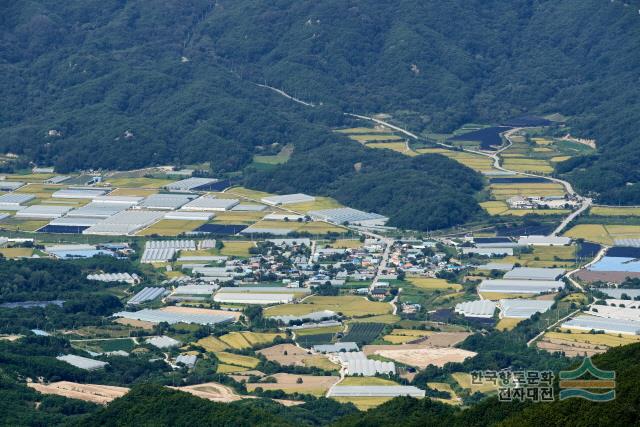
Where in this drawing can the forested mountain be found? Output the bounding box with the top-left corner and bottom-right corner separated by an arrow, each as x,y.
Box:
3,0 -> 640,220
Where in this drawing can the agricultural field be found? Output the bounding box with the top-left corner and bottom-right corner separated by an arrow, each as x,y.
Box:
105,177 -> 174,188
284,197 -> 344,213
336,127 -> 391,134
325,239 -> 363,249
564,224 -> 640,245
349,134 -> 403,143
495,318 -> 524,331
0,218 -> 49,232
245,373 -> 339,396
590,206 -> 640,216
253,144 -> 293,166
219,241 -> 256,257
501,245 -> 577,268
0,247 -> 34,258
365,142 -> 415,156
72,338 -> 135,353
451,372 -> 499,394
415,148 -> 495,172
338,377 -> 399,386
479,292 -> 534,301
214,352 -> 260,369
196,336 -> 230,352
502,158 -> 553,174
382,329 -> 431,344
426,382 -> 460,405
342,323 -> 386,344
257,344 -> 340,371
406,277 -> 462,291
372,347 -> 476,369
264,296 -> 392,318
489,183 -> 565,200
215,331 -> 284,349
331,397 -> 394,410
536,329 -> 640,357
348,314 -> 400,324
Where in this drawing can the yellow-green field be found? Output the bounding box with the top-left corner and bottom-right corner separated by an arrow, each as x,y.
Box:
452,372 -> 499,393
0,218 -> 49,232
479,292 -> 534,301
332,397 -> 393,410
212,211 -> 268,224
347,314 -> 401,324
264,296 -> 392,318
106,177 -> 174,188
294,326 -> 343,336
382,329 -> 432,344
15,184 -> 60,199
427,382 -> 460,405
480,201 -> 509,215
0,247 -> 34,258
548,330 -> 640,347
219,241 -> 256,257
326,239 -> 363,249
336,127 -> 391,134
208,331 -> 285,350
108,188 -> 159,197
137,220 -> 205,236
591,206 -> 640,216
339,377 -> 398,386
214,352 -> 260,368
489,183 -> 565,200
349,134 -> 403,143
406,277 -> 462,291
501,245 -> 576,268
496,318 -> 524,331
416,148 -> 495,172
196,336 -> 230,352
285,197 -> 344,213
366,142 -> 416,156
216,363 -> 250,373
564,224 -> 640,245
480,200 -> 568,216
225,187 -> 273,200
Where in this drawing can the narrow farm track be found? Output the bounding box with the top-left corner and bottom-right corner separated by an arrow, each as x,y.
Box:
348,115 -> 592,237
256,84 -> 592,237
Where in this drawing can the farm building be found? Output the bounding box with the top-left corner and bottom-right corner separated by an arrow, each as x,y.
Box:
86,272 -> 139,284
308,207 -> 389,226
498,299 -> 554,319
15,205 -> 72,219
164,211 -> 214,221
454,300 -> 497,318
313,342 -> 359,353
83,210 -> 165,235
180,196 -> 239,211
172,285 -> 218,295
261,193 -> 315,206
327,386 -> 425,398
562,315 -> 640,335
0,193 -> 35,209
165,177 -> 218,192
478,279 -> 563,294
141,240 -> 196,263
0,181 -> 24,191
146,335 -> 181,349
127,287 -> 167,305
213,292 -> 294,304
92,195 -> 143,205
56,355 -> 108,371
586,305 -> 640,322
477,262 -> 514,271
503,267 -> 565,281
52,188 -> 108,199
338,352 -> 395,376
113,308 -> 235,326
231,204 -> 267,212
517,235 -> 571,246
139,194 -> 195,210
67,202 -> 130,218
270,310 -> 337,324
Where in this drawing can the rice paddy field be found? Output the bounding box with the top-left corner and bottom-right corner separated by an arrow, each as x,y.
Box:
590,206 -> 640,216
501,245 -> 576,268
219,241 -> 256,257
451,372 -> 499,393
0,247 -> 34,258
382,329 -> 431,344
564,224 -> 640,245
489,183 -> 565,200
366,142 -> 415,156
479,201 -> 568,216
415,148 -> 495,172
336,127 -> 391,134
502,158 -> 553,174
264,295 -> 392,318
406,277 -> 462,291
349,134 -> 403,143
332,397 -> 394,410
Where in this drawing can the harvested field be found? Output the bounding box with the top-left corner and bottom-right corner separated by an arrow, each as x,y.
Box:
373,347 -> 476,369
574,270 -> 640,284
216,363 -> 250,373
196,336 -> 230,352
28,382 -> 129,405
257,344 -> 339,371
175,382 -> 302,406
381,330 -> 470,346
245,373 -> 340,396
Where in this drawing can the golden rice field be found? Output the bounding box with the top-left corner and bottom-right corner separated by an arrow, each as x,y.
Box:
416,148 -> 495,172
216,363 -> 249,373
212,211 -> 269,224
196,336 -> 230,352
490,183 -> 565,200
531,137 -> 554,145
590,206 -> 640,216
480,201 -> 509,215
550,156 -> 571,162
285,196 -> 344,213
406,277 -> 462,291
451,372 -> 499,393
563,224 -> 640,245
496,318 -> 524,331
550,330 -> 640,347
332,397 -> 393,410
501,158 -> 553,174
214,352 -> 260,368
479,292 -> 534,301
202,331 -> 285,350
366,142 -> 416,156
480,201 -> 568,216
264,295 -> 391,318
0,247 -> 34,258
327,239 -> 363,249
348,314 -> 401,324
349,134 -> 403,143
219,241 -> 256,257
